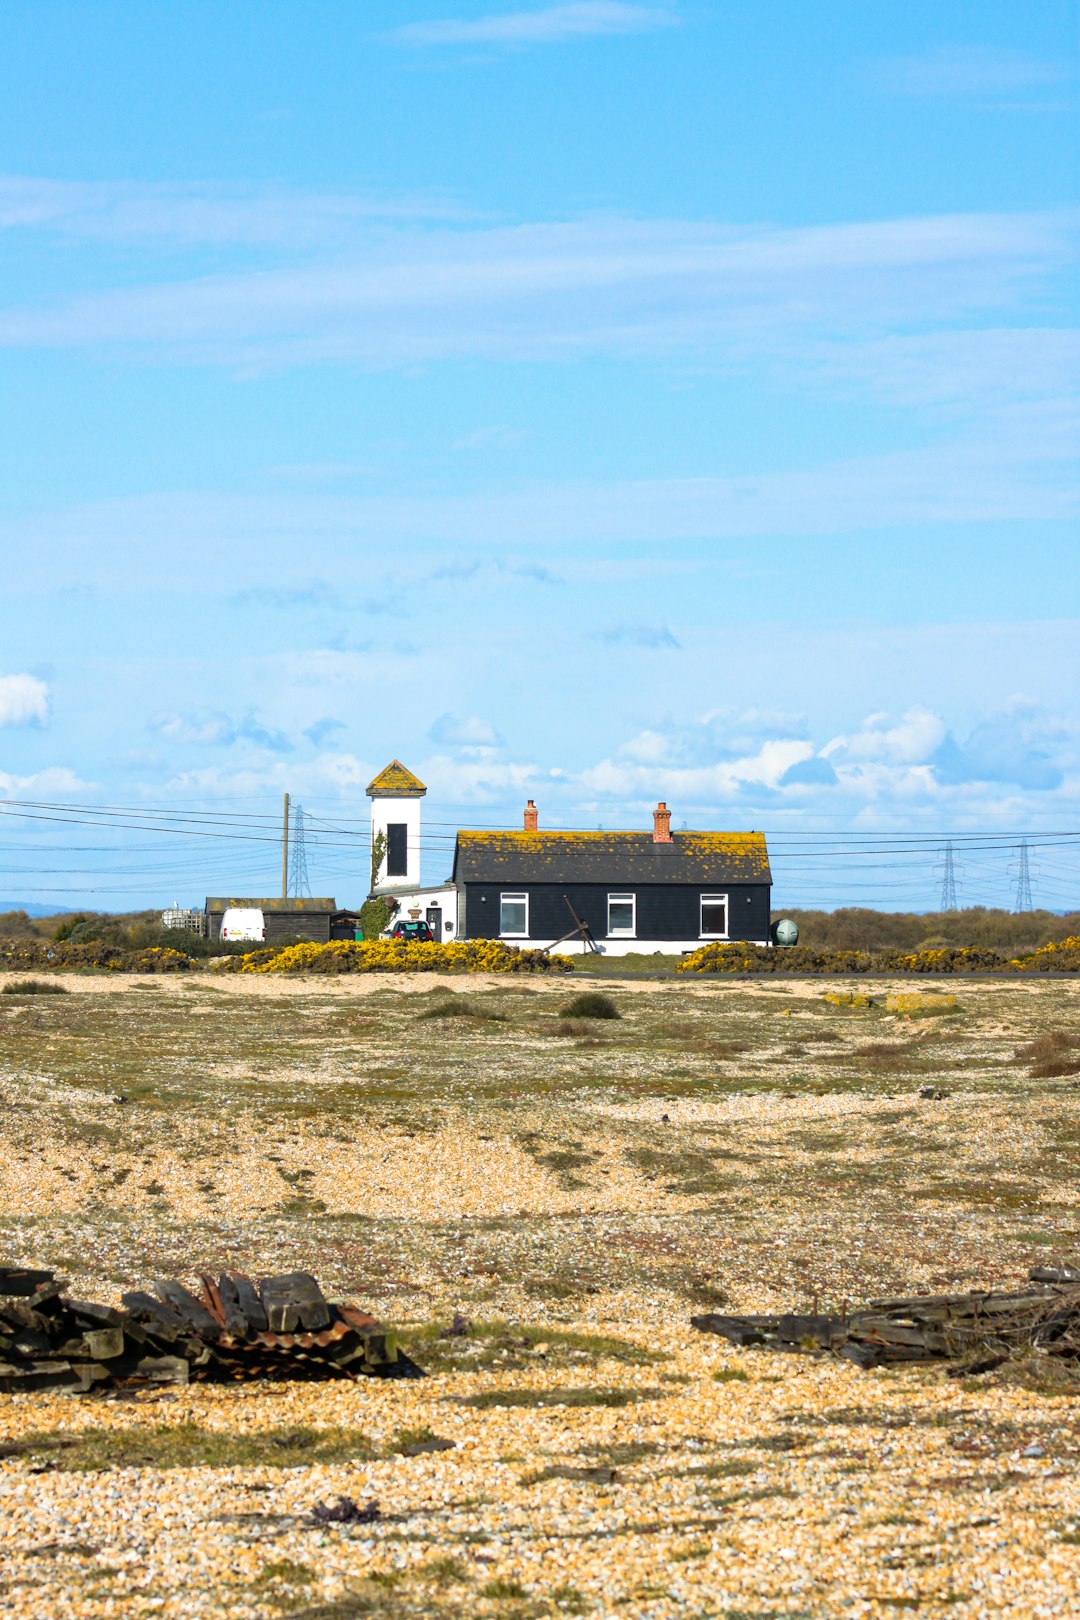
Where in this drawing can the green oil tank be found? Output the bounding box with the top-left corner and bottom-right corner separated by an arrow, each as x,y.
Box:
772,918 -> 799,947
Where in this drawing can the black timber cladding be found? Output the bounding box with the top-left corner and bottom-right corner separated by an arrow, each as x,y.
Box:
461,882 -> 771,944
452,831 -> 771,943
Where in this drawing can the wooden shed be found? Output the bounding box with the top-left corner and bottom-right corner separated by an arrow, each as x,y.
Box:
204,897 -> 338,944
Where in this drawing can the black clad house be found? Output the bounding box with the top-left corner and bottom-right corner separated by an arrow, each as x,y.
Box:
451,802 -> 771,954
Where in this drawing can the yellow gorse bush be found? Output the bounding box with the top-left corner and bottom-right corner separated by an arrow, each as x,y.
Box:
230,939 -> 573,975
885,992 -> 958,1014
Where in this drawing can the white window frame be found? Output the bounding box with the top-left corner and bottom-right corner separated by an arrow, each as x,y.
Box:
499,892 -> 529,938
607,892 -> 637,937
699,893 -> 729,939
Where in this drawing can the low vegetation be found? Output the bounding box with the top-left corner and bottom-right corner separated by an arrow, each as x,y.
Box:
559,990 -> 621,1020
679,936 -> 1080,975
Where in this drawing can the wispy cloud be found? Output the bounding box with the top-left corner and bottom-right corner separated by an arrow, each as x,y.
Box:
148,708 -> 293,752
428,712 -> 504,748
303,717 -> 347,747
7,417 -> 1078,597
875,44 -> 1074,100
0,209 -> 1069,374
386,2 -> 676,50
232,581 -> 340,609
595,620 -> 680,649
0,176 -> 467,245
0,674 -> 49,728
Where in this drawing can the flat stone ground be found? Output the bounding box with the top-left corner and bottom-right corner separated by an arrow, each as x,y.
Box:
0,969 -> 1078,1619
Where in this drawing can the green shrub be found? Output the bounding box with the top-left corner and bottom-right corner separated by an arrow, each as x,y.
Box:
359,896 -> 395,941
559,991 -> 620,1020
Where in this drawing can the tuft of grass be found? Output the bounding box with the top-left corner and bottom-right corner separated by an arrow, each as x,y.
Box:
416,998 -> 505,1022
2,977 -> 68,995
552,1586 -> 591,1614
407,1319 -> 662,1374
421,1557 -> 469,1586
712,1366 -> 749,1383
1016,1029 -> 1080,1078
480,1579 -> 528,1599
457,1385 -> 663,1410
254,1560 -> 314,1589
559,991 -> 620,1021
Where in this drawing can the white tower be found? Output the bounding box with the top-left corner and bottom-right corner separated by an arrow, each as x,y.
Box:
366,760 -> 426,893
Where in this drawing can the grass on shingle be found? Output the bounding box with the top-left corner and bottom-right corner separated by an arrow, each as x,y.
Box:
455,1385 -> 665,1410
2,1424 -> 381,1472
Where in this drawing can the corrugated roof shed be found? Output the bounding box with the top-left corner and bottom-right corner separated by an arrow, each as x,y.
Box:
204,897 -> 337,914
452,831 -> 771,886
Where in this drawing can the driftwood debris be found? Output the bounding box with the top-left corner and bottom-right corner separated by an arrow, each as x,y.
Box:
692,1267 -> 1080,1372
0,1266 -> 422,1394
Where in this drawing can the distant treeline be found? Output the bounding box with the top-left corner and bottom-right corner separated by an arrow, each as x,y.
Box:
780,907 -> 1080,955
0,908 -> 303,959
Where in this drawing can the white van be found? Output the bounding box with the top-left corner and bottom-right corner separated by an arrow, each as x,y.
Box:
219,907 -> 265,943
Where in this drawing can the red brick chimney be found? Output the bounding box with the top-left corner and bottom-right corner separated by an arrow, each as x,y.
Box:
523,799 -> 538,832
652,801 -> 672,842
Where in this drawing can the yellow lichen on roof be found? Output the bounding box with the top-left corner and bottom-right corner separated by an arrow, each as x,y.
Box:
457,830 -> 767,851
678,832 -> 771,872
366,760 -> 427,797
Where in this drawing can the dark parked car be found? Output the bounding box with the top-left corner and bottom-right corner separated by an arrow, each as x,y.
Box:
390,919 -> 435,944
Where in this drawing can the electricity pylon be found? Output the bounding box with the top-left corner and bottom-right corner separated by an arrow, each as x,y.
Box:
288,802 -> 312,898
1013,840 -> 1033,912
936,841 -> 959,911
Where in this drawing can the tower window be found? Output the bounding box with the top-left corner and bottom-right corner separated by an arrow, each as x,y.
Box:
386,823 -> 408,877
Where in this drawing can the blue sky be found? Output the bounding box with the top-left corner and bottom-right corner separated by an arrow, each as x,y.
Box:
1,1 -> 1078,910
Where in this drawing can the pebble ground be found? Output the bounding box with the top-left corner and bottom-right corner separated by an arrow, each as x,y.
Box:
1,970 -> 1078,1618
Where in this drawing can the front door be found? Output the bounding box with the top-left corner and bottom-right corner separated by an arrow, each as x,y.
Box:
426,906 -> 442,941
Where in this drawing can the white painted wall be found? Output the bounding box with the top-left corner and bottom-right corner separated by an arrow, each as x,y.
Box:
370,794 -> 423,889
382,883 -> 459,938
542,936 -> 770,956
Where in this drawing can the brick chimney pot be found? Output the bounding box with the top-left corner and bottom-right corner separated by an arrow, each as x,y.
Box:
524,799 -> 539,833
653,801 -> 673,842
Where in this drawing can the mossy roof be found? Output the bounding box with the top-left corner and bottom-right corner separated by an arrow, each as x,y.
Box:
365,760 -> 427,797
452,830 -> 771,885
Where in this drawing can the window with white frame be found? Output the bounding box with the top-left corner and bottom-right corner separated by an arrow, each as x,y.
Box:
500,892 -> 528,937
699,893 -> 728,938
607,893 -> 636,936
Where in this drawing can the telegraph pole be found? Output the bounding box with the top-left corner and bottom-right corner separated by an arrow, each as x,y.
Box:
281,792 -> 290,899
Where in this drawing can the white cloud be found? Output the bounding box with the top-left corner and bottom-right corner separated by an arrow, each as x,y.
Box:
386,3 -> 676,49
0,673 -> 49,727
823,707 -> 948,766
579,737 -> 813,800
0,766 -> 89,798
875,45 -> 1073,99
